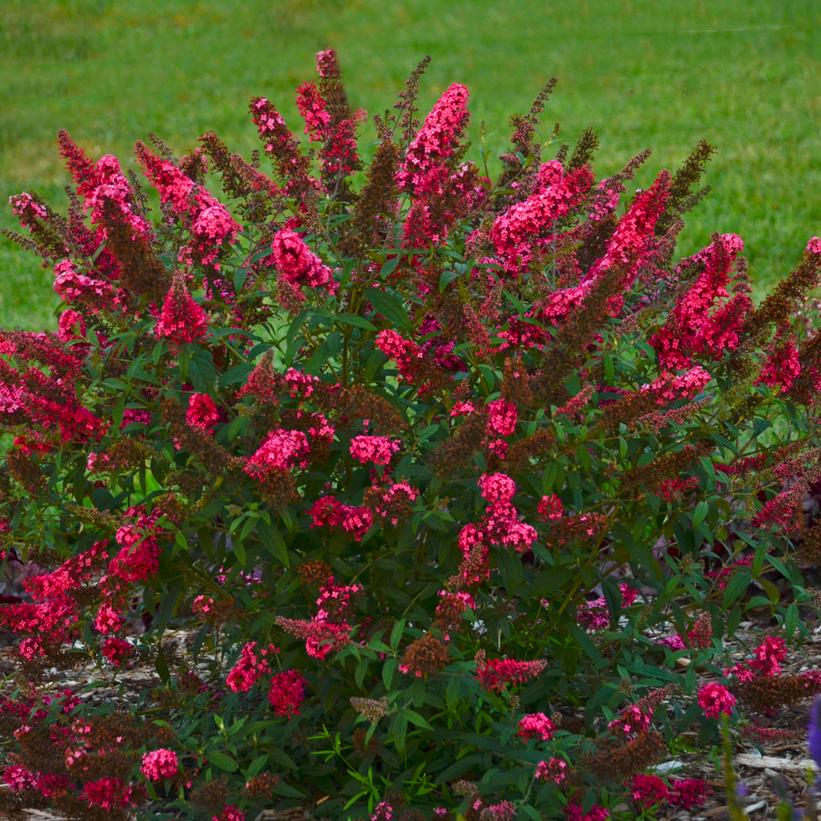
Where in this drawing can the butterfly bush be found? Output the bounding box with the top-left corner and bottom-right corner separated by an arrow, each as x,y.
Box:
0,51 -> 819,820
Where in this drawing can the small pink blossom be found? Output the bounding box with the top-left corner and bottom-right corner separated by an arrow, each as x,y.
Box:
534,757 -> 568,784
349,435 -> 400,466
245,429 -> 310,474
478,472 -> 517,504
140,748 -> 179,781
186,393 -> 221,432
517,712 -> 555,741
486,398 -> 517,436
537,493 -> 564,520
268,669 -> 307,717
155,276 -> 208,344
630,773 -> 669,808
270,228 -> 336,296
697,682 -> 735,718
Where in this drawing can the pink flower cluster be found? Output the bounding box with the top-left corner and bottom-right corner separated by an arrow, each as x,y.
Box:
296,82 -> 331,140
397,83 -> 470,193
367,480 -> 419,525
58,132 -> 152,246
276,577 -> 360,660
576,583 -> 638,631
304,51 -> 364,181
0,542 -> 112,660
276,616 -> 352,661
375,329 -> 424,382
537,493 -> 564,521
308,495 -> 374,542
213,806 -> 246,821
93,601 -> 123,634
460,474 -> 537,568
101,637 -> 133,667
478,472 -> 517,504
612,691 -> 671,739
0,334 -> 105,444
155,275 -> 209,344
630,774 -> 709,811
138,144 -> 240,268
186,392 -> 221,432
651,233 -> 751,369
140,748 -> 179,782
725,635 -> 788,682
630,773 -> 669,807
3,764 -> 71,798
491,162 -> 594,272
245,428 -> 311,475
226,642 -> 279,693
640,365 -> 711,405
107,509 -> 163,584
534,757 -> 568,784
81,776 -> 135,810
267,669 -> 307,717
270,228 -> 336,297
349,434 -> 400,466
564,801 -> 609,821
697,682 -> 736,718
476,657 -> 547,691
314,577 -> 362,623
517,712 -> 555,741
250,96 -> 314,197
455,474 -> 539,586
52,258 -> 117,308
757,330 -> 801,392
587,173 -> 669,281
486,397 -> 517,436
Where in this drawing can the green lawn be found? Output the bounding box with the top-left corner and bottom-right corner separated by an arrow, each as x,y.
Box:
1,0 -> 818,328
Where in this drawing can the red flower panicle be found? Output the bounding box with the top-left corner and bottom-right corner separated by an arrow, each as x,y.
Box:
270,228 -> 337,297
476,657 -> 547,691
140,749 -> 179,782
697,682 -> 736,718
186,393 -> 221,432
267,669 -> 307,717
155,275 -> 208,344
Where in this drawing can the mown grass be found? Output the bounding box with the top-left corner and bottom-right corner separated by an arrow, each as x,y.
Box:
1,0 -> 818,328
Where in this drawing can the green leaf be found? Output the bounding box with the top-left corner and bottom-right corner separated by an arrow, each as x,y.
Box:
220,362 -> 254,388
233,538 -> 247,568
152,580 -> 182,634
402,708 -> 433,730
154,649 -> 170,684
233,265 -> 249,292
337,313 -> 377,331
245,753 -> 269,779
365,287 -> 411,330
692,500 -> 709,529
273,781 -> 306,798
259,519 -> 289,567
435,753 -> 486,783
355,656 -> 368,690
723,570 -> 751,608
379,255 -> 401,279
382,657 -> 398,691
388,714 -> 408,754
784,603 -> 799,639
439,269 -> 460,292
390,618 -> 405,650
188,348 -> 217,392
206,750 -> 238,772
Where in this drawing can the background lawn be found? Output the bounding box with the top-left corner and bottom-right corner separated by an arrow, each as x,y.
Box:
1,0 -> 818,329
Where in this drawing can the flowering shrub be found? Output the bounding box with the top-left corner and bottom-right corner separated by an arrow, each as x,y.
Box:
1,50 -> 820,819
